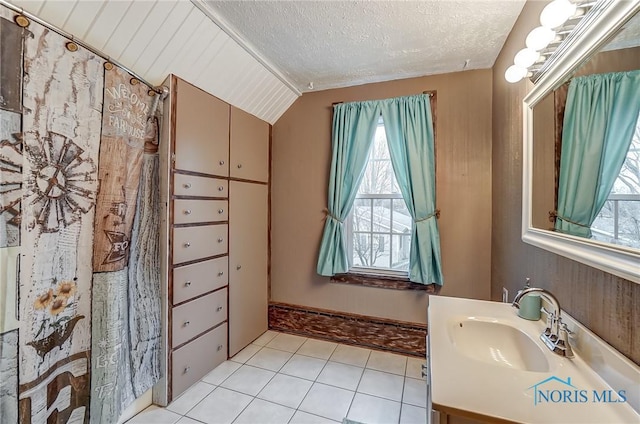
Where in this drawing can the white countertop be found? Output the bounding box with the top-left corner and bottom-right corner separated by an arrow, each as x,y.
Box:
428,296 -> 640,424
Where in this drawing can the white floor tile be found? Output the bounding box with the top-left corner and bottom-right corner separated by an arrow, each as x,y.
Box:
257,373 -> 313,409
406,357 -> 426,380
329,344 -> 371,368
357,369 -> 405,402
253,330 -> 280,346
399,403 -> 427,424
280,354 -> 327,381
246,347 -> 293,371
202,360 -> 241,385
176,417 -> 202,424
403,377 -> 427,407
347,393 -> 401,424
230,344 -> 262,364
298,383 -> 355,422
288,410 -> 340,424
266,333 -> 307,352
316,361 -> 364,391
366,350 -> 407,375
167,381 -> 216,415
296,338 -> 338,360
233,398 -> 295,424
186,387 -> 252,424
127,405 -> 182,424
219,364 -> 275,396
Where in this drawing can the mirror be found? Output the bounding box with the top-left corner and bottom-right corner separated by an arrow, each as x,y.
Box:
523,1 -> 640,284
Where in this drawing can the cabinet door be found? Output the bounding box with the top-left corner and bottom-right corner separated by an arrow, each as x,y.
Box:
174,78 -> 229,176
228,182 -> 268,356
230,107 -> 269,182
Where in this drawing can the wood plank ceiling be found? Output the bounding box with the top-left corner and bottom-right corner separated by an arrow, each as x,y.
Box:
8,0 -> 299,124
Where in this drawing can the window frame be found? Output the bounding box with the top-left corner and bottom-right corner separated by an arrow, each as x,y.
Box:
341,91 -> 438,280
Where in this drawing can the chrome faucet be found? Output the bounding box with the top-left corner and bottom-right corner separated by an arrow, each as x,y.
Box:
512,288 -> 574,359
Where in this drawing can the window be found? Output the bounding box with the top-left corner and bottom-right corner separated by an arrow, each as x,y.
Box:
345,118 -> 413,275
591,111 -> 640,249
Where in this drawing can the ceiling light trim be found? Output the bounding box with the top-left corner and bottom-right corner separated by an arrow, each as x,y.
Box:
191,0 -> 302,96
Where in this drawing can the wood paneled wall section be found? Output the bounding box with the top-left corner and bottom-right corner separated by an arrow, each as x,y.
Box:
271,70 -> 493,324
491,0 -> 639,365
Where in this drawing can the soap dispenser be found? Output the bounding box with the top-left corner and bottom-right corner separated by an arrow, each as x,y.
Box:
517,278 -> 541,320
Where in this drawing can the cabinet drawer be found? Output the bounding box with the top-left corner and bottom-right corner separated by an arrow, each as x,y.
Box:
174,200 -> 228,224
173,225 -> 227,264
173,257 -> 228,304
174,174 -> 227,197
172,289 -> 227,347
172,323 -> 227,398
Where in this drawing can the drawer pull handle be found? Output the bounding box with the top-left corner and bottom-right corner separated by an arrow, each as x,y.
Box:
216,306 -> 223,312
184,242 -> 191,248
184,321 -> 190,327
183,183 -> 191,189
236,265 -> 242,270
217,345 -> 223,352
219,160 -> 225,166
185,281 -> 192,287
217,271 -> 224,276
218,186 -> 224,191
183,209 -> 192,215
184,366 -> 191,374
218,209 -> 224,214
217,238 -> 224,243
237,164 -> 242,169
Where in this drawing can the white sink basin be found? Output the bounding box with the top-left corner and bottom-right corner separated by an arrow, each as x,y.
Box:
448,318 -> 550,372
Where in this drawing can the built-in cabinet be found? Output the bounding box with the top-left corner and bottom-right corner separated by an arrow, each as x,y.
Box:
155,75 -> 269,404
229,181 -> 268,356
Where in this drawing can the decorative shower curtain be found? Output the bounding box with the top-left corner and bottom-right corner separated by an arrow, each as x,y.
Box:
0,6 -> 163,423
555,70 -> 640,237
317,95 -> 443,285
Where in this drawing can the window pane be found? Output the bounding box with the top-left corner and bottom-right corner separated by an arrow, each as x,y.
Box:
392,199 -> 412,234
353,198 -> 371,231
372,234 -> 391,268
372,198 -> 391,232
617,200 -> 640,249
591,200 -> 614,239
392,234 -> 411,270
352,233 -> 371,267
372,125 -> 389,160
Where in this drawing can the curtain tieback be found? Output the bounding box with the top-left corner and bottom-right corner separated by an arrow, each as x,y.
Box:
322,208 -> 343,223
549,211 -> 589,228
415,209 -> 440,223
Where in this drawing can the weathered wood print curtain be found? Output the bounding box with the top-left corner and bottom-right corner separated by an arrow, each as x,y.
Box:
0,6 -> 162,424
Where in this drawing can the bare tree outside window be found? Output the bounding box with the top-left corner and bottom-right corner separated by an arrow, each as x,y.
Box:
348,121 -> 412,272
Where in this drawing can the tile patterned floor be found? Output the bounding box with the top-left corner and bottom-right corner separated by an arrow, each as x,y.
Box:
129,331 -> 428,424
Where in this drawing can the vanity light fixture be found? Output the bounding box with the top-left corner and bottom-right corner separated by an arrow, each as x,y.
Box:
505,65 -> 530,83
540,0 -> 578,29
505,0 -> 590,83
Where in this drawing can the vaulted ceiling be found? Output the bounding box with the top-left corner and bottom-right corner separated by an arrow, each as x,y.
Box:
6,0 -> 528,123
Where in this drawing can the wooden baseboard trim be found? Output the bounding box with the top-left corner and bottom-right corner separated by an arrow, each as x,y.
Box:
268,302 -> 426,357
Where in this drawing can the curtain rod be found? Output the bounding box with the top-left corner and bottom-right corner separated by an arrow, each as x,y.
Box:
0,0 -> 164,94
331,91 -> 435,106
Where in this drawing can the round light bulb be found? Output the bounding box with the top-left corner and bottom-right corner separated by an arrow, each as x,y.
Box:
514,48 -> 540,68
505,65 -> 528,83
540,0 -> 577,29
526,26 -> 556,51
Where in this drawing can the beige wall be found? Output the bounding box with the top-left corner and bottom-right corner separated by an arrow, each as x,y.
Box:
271,70 -> 493,324
492,0 -> 639,365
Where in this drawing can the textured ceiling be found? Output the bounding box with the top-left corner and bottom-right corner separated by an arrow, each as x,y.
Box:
203,0 -> 527,92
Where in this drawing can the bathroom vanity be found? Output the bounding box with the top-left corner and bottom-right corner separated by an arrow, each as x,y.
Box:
426,296 -> 640,423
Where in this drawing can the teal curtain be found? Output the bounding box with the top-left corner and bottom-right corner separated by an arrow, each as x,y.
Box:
556,70 -> 640,237
317,101 -> 380,275
381,94 -> 443,285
